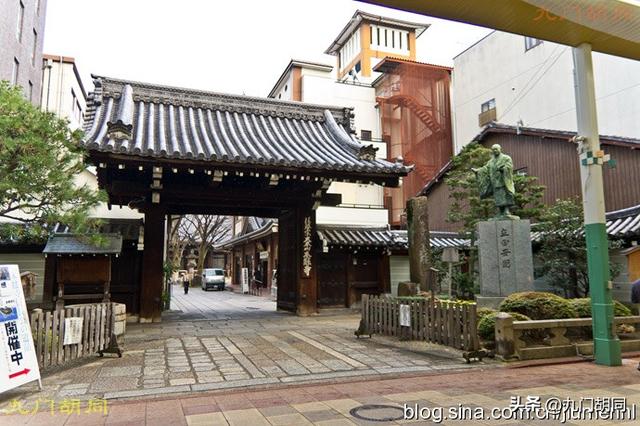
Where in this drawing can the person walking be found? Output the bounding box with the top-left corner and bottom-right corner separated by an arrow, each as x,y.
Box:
183,275 -> 190,295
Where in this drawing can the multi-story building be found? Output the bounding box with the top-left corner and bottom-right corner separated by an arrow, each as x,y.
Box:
452,31 -> 640,152
0,0 -> 47,105
223,10 -> 460,304
41,54 -> 86,129
0,52 -> 143,310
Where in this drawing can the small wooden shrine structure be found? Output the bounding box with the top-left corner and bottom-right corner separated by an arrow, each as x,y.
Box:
43,233 -> 123,309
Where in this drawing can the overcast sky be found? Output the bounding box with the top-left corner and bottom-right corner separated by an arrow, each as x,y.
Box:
43,0 -> 492,97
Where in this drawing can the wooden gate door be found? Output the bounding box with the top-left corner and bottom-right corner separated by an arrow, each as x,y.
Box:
318,252 -> 347,307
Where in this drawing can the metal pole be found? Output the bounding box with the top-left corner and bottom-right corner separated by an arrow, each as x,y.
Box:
572,43 -> 621,366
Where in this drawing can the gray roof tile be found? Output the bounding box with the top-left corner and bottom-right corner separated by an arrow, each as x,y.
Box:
81,76 -> 411,177
43,233 -> 123,254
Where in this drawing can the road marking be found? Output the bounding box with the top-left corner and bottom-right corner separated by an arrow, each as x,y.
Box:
287,331 -> 365,368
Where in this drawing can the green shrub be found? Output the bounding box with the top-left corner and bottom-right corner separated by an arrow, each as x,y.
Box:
499,292 -> 576,320
477,307 -> 497,320
478,312 -> 531,341
569,298 -> 633,318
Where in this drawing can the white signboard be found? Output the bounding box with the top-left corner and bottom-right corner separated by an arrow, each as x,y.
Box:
0,265 -> 41,394
63,317 -> 84,345
241,267 -> 249,294
399,304 -> 411,327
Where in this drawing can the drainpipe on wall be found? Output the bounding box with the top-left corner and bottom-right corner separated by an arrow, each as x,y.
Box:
57,56 -> 64,116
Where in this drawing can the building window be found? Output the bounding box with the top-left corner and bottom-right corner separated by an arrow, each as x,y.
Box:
360,130 -> 372,141
11,58 -> 19,85
479,98 -> 497,126
28,80 -> 33,101
481,98 -> 496,113
284,84 -> 288,92
355,61 -> 361,73
524,37 -> 543,51
16,1 -> 25,41
384,29 -> 388,47
31,29 -> 37,65
391,30 -> 395,48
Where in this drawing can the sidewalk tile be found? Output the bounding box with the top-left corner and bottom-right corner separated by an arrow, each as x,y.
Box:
186,412 -> 228,426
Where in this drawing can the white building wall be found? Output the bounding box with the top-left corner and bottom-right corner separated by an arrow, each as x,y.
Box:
41,59 -> 85,129
315,206 -> 387,227
272,72 -> 294,101
389,255 -> 410,296
301,73 -> 387,226
76,169 -> 143,220
452,31 -> 640,152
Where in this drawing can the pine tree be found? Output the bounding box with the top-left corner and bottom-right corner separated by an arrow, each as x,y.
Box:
0,81 -> 104,242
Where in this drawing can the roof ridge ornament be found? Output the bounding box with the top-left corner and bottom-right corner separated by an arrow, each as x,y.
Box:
107,84 -> 134,140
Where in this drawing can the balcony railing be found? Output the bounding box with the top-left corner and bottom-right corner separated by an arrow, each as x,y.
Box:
478,107 -> 497,127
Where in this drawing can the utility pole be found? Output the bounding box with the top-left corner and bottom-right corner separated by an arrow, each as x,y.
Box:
572,43 -> 621,366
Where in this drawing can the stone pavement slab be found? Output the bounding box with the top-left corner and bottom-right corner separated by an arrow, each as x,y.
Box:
2,357 -> 640,424
1,288 -> 485,413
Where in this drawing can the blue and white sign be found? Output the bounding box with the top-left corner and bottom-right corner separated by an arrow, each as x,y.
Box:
0,265 -> 42,394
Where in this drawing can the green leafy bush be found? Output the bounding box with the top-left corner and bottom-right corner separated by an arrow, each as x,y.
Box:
477,307 -> 497,320
478,312 -> 531,341
569,298 -> 633,318
499,292 -> 576,320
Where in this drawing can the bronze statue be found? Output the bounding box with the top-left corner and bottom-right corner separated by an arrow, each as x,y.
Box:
472,144 -> 518,219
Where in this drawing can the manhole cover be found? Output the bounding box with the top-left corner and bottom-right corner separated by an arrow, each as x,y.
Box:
349,404 -> 405,422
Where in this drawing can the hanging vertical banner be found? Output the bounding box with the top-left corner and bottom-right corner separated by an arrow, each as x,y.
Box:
0,265 -> 41,394
241,267 -> 249,294
302,216 -> 312,277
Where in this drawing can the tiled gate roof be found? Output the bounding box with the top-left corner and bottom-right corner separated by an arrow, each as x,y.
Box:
81,76 -> 411,177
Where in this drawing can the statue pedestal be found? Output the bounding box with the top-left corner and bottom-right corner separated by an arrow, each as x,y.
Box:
475,219 -> 534,308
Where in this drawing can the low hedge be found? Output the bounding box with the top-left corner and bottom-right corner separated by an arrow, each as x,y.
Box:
478,311 -> 531,341
499,292 -> 577,320
569,298 -> 633,318
477,307 -> 497,320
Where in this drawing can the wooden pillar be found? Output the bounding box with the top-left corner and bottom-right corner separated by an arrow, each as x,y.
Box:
296,204 -> 317,316
43,254 -> 56,310
379,252 -> 391,293
140,206 -> 165,323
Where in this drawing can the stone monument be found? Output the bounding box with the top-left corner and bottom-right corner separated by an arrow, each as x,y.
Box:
406,196 -> 431,292
473,144 -> 534,308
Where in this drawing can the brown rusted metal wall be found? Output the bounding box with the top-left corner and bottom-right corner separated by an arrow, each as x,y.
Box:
426,132 -> 640,232
377,63 -> 453,226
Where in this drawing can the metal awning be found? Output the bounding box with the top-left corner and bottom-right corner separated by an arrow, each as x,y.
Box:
361,0 -> 640,61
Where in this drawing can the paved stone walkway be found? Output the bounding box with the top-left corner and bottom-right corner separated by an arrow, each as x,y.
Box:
2,356 -> 640,425
0,288 -> 486,412
167,284 -> 277,321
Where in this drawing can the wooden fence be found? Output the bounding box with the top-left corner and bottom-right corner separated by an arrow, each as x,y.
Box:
361,294 -> 479,351
29,303 -> 116,370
